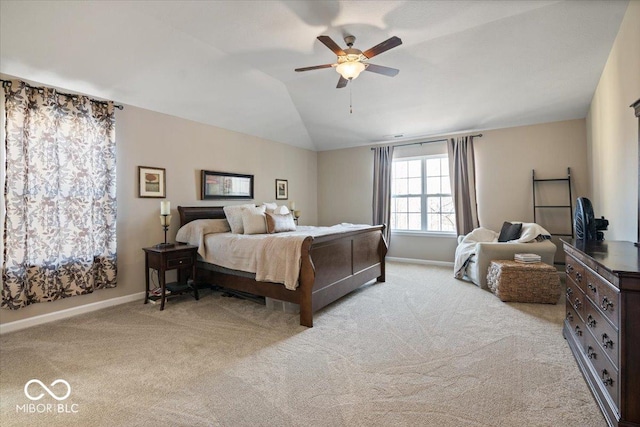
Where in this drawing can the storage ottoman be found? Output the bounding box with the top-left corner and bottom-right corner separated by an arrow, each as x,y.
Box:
486,260 -> 560,304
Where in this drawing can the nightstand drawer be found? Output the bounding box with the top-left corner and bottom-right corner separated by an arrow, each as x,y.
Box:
167,256 -> 193,268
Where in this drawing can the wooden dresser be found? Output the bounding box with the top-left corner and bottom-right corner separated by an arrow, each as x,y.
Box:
562,239 -> 640,427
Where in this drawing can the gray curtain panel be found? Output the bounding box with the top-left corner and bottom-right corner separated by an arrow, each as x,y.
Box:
447,136 -> 479,235
372,145 -> 394,243
2,80 -> 117,310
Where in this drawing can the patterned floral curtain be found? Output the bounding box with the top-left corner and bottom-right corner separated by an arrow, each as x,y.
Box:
2,80 -> 117,309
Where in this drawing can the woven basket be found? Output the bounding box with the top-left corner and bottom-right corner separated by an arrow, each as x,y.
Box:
487,260 -> 560,304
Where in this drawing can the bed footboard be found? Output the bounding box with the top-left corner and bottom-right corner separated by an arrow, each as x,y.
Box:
298,225 -> 388,327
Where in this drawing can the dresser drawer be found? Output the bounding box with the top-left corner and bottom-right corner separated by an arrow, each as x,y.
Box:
565,255 -> 586,292
583,328 -> 620,409
565,279 -> 585,321
588,273 -> 619,326
566,304 -> 586,348
584,299 -> 619,366
565,304 -> 582,339
583,270 -> 600,305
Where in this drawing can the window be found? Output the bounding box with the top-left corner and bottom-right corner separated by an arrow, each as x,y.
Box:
391,155 -> 455,233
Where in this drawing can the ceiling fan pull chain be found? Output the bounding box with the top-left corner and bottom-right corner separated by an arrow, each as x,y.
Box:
350,86 -> 353,114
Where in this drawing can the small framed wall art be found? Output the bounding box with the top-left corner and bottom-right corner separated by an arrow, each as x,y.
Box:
275,179 -> 288,200
201,170 -> 254,200
138,166 -> 166,198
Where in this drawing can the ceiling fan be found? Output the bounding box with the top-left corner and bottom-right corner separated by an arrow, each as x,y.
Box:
295,35 -> 402,88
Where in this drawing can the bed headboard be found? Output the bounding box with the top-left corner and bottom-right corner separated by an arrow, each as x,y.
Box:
178,206 -> 226,226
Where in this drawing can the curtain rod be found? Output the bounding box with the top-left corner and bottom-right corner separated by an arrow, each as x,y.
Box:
1,79 -> 124,110
371,134 -> 483,150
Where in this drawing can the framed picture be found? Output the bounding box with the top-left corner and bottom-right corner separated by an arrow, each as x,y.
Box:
138,166 -> 166,198
275,179 -> 288,200
201,170 -> 254,200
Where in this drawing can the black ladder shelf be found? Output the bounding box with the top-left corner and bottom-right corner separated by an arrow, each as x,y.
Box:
532,167 -> 574,238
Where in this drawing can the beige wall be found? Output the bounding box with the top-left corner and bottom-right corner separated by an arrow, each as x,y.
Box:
586,1 -> 640,242
0,103 -> 317,325
317,146 -> 374,226
318,119 -> 588,263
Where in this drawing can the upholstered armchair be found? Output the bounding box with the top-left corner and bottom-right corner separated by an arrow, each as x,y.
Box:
454,223 -> 557,289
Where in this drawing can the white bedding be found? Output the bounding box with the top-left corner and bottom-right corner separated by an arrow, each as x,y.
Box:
190,224 -> 372,291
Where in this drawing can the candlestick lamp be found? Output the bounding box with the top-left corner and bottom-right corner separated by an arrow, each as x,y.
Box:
157,201 -> 175,248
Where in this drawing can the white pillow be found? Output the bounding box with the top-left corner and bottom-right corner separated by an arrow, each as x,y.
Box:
242,205 -> 267,235
176,219 -> 230,245
262,202 -> 278,213
223,203 -> 255,234
275,205 -> 290,215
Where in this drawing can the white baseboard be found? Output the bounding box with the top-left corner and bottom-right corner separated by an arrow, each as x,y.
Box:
0,292 -> 145,335
387,257 -> 454,267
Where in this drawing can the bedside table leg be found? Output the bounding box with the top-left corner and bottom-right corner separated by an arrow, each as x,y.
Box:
192,262 -> 199,301
144,256 -> 150,304
160,270 -> 166,311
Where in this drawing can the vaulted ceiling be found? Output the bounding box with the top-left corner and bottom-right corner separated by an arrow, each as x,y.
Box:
0,1 -> 628,151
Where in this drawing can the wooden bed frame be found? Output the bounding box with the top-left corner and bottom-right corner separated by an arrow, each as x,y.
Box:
178,206 -> 388,327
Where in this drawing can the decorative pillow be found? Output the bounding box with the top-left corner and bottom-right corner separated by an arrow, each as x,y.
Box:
265,212 -> 296,233
242,205 -> 267,235
498,221 -> 523,242
223,203 -> 255,234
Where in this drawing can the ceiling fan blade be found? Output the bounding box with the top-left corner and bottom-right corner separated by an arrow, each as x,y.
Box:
295,63 -> 334,72
317,35 -> 346,56
362,36 -> 402,59
364,63 -> 400,77
336,76 -> 349,89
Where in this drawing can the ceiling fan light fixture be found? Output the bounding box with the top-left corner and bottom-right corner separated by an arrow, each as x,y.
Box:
336,61 -> 365,80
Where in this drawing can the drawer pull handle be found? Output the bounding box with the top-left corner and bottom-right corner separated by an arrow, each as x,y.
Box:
587,346 -> 597,360
566,264 -> 574,273
566,312 -> 573,322
573,298 -> 581,310
601,296 -> 614,311
601,370 -> 614,387
575,325 -> 582,336
566,288 -> 573,297
587,283 -> 596,293
575,272 -> 582,283
586,315 -> 597,328
602,333 -> 614,349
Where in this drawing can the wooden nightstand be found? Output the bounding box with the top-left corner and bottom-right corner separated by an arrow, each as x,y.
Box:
142,244 -> 199,310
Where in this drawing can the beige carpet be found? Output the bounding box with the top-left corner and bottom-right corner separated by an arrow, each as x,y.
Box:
0,262 -> 606,426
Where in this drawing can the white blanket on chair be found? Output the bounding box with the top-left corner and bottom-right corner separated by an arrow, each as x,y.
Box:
453,223 -> 552,279
453,227 -> 498,279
